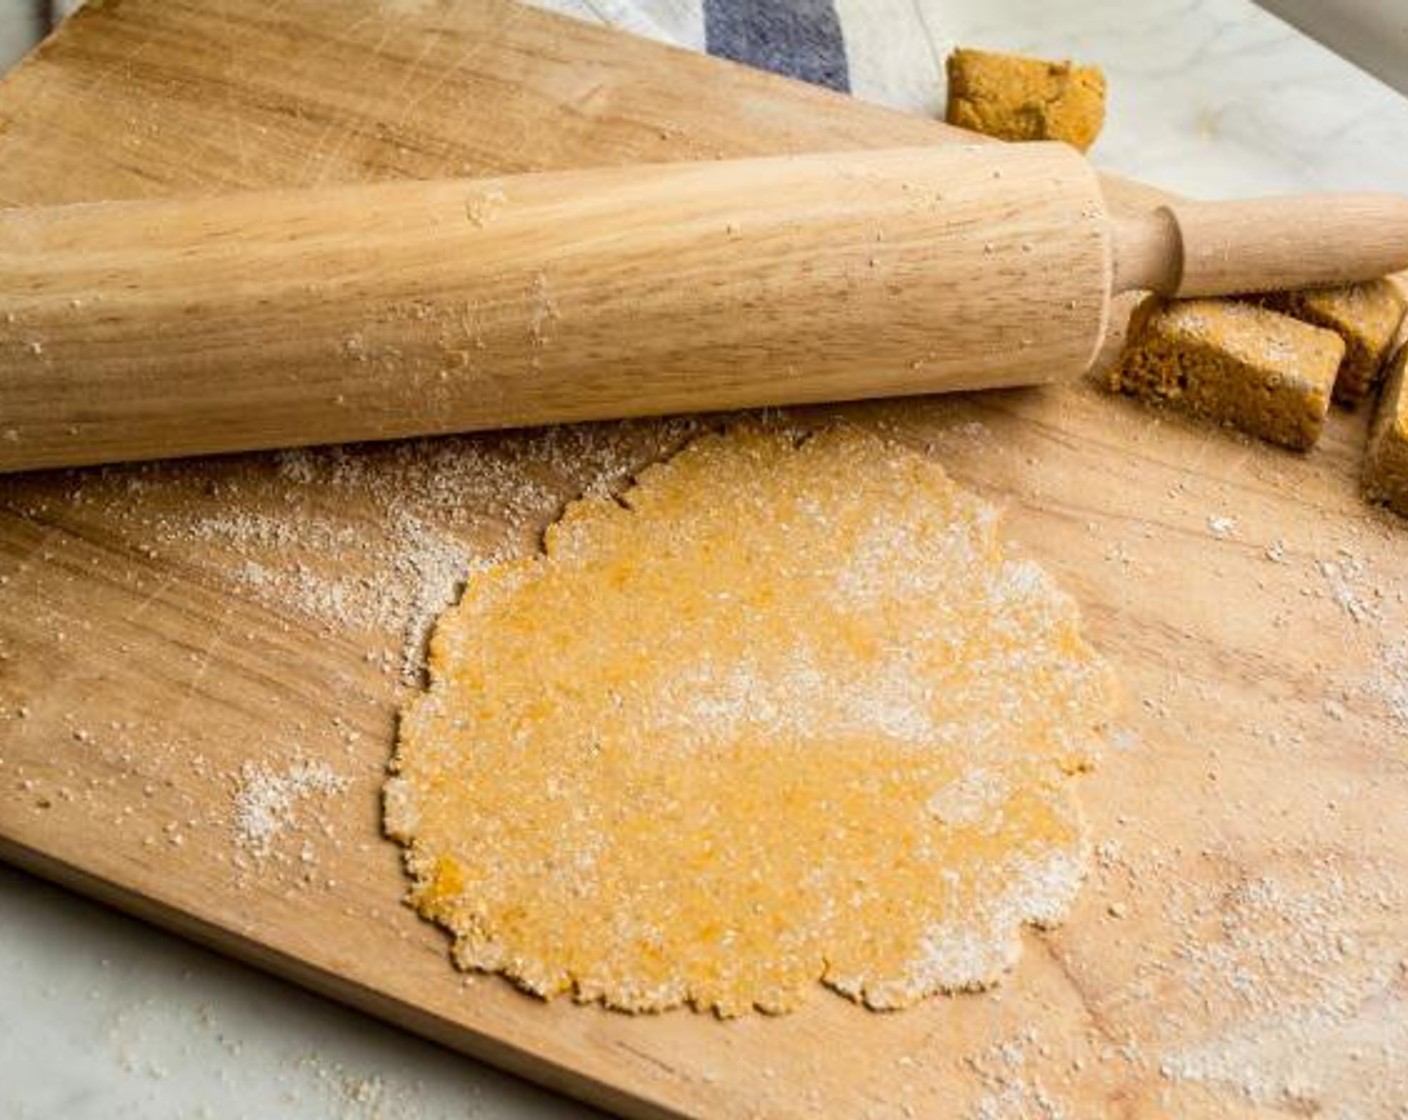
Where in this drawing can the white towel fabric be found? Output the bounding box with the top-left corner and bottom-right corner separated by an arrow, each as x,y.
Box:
535,0 -> 952,116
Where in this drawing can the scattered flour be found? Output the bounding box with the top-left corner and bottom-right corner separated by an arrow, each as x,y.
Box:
233,758 -> 349,858
964,1029 -> 1070,1120
1317,553 -> 1379,624
1368,641 -> 1408,734
1156,859 -> 1408,1117
112,419 -> 704,682
1206,514 -> 1236,539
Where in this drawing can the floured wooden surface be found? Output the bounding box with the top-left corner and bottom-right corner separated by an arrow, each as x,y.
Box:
1,2 -> 1407,1117
388,425 -> 1114,1015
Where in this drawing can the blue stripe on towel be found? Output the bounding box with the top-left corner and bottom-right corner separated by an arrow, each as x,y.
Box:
704,0 -> 850,93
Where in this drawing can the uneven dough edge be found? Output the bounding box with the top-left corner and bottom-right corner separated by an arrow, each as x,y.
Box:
385,422 -> 1116,1016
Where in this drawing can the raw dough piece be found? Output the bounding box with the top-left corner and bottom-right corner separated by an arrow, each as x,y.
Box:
946,47 -> 1106,152
386,425 -> 1115,1015
1109,296 -> 1343,451
1250,281 -> 1406,403
1365,344 -> 1408,516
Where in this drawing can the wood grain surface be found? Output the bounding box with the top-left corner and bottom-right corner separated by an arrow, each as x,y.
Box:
2,3 -> 1407,1117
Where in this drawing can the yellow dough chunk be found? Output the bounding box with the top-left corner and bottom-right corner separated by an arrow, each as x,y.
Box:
946,47 -> 1106,151
1365,345 -> 1408,517
1252,281 -> 1407,403
1109,296 -> 1343,451
385,425 -> 1115,1016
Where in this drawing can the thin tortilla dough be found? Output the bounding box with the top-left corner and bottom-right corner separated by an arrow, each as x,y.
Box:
385,424 -> 1114,1015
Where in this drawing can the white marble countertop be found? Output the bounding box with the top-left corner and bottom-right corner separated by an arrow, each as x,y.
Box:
3,2 -> 1408,1117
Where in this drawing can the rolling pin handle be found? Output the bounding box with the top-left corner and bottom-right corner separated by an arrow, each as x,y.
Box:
1111,193 -> 1408,298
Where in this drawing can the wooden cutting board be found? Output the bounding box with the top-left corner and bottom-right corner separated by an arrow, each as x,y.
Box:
3,3 -> 1407,1117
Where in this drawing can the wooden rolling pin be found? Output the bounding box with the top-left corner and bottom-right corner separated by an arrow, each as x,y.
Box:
2,141 -> 1406,472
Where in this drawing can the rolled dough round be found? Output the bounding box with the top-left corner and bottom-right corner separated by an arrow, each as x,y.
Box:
385,424 -> 1114,1015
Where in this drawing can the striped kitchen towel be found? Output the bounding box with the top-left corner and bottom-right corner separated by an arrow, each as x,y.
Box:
532,0 -> 954,117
